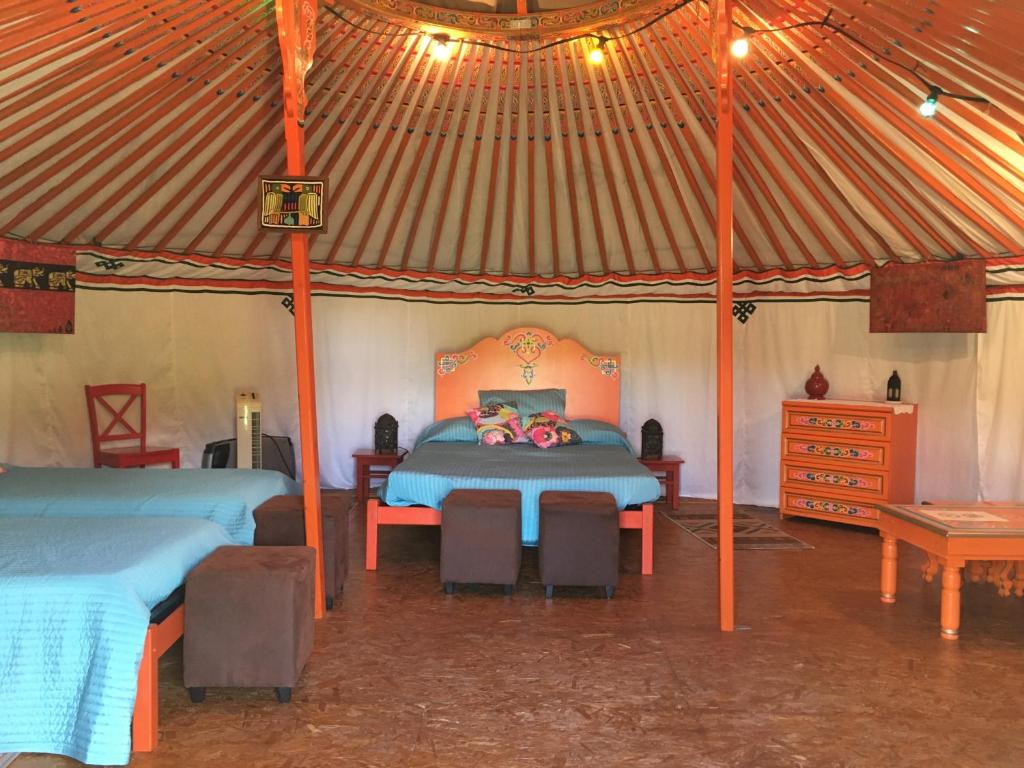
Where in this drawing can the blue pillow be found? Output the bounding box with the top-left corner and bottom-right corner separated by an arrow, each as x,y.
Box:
416,417 -> 477,447
479,388 -> 566,418
571,419 -> 634,453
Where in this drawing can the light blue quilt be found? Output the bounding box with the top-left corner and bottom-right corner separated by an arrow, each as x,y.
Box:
0,466 -> 299,544
381,437 -> 661,545
0,516 -> 234,765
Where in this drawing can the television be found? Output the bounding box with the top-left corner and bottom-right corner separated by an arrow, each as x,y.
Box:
201,434 -> 296,479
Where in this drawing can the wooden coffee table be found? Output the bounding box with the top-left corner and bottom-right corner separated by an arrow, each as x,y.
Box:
877,503 -> 1024,640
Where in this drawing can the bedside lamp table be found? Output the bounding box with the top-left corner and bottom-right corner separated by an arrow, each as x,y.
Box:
352,449 -> 407,503
639,455 -> 684,510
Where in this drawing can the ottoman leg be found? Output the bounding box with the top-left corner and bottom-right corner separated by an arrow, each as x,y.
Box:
605,586 -> 615,600
326,596 -> 334,611
544,585 -> 554,599
504,584 -> 514,596
188,687 -> 206,703
444,582 -> 455,595
276,687 -> 292,704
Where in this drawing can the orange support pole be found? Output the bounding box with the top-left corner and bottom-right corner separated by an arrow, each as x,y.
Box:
714,0 -> 736,632
276,0 -> 325,619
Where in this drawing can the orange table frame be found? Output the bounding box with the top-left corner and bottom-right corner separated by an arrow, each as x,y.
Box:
131,603 -> 185,752
366,499 -> 655,576
878,504 -> 1024,640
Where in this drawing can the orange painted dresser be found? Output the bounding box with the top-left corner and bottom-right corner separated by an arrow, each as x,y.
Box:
779,399 -> 918,529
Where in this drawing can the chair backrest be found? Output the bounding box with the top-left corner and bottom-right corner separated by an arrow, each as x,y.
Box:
84,383 -> 148,465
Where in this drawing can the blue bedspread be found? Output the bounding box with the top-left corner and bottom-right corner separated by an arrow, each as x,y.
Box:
0,516 -> 234,765
0,466 -> 299,544
380,442 -> 661,545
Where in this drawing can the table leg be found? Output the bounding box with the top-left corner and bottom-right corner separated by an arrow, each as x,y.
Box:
355,463 -> 368,504
880,534 -> 898,604
940,564 -> 962,640
669,469 -> 679,511
992,560 -> 1014,597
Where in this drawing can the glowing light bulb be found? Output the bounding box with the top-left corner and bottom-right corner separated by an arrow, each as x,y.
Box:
919,88 -> 940,118
589,37 -> 607,65
431,34 -> 452,60
730,36 -> 749,58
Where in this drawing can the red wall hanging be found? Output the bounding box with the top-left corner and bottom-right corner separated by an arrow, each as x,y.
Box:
870,260 -> 986,333
0,241 -> 75,334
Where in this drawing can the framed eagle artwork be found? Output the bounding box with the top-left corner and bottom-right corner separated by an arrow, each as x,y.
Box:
258,177 -> 327,232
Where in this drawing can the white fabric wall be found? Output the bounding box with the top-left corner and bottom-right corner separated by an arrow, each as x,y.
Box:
1,290 -> 1020,505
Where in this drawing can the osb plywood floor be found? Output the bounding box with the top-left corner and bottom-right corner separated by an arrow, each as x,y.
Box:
15,495 -> 1024,768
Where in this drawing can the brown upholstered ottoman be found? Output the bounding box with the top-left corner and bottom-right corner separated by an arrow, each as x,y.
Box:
254,493 -> 348,609
441,489 -> 522,594
539,491 -> 619,599
184,545 -> 314,703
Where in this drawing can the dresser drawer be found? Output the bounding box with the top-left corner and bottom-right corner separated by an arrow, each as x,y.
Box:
781,461 -> 889,499
783,405 -> 891,440
782,435 -> 889,468
781,488 -> 880,521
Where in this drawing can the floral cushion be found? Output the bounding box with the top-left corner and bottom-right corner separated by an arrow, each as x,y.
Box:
523,411 -> 582,449
467,403 -> 525,446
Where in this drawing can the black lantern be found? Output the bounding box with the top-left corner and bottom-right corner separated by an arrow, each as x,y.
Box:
641,419 -> 663,460
886,370 -> 902,402
374,413 -> 398,454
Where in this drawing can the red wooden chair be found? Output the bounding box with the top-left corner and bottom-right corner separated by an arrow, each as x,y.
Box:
84,383 -> 181,469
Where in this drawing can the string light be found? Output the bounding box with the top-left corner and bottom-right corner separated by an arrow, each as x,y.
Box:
728,9 -> 989,119
321,3 -> 991,118
730,24 -> 753,58
729,35 -> 749,58
430,33 -> 452,60
918,86 -> 940,118
322,1 -> 696,55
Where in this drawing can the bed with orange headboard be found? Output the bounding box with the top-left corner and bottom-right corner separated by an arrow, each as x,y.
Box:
365,327 -> 658,575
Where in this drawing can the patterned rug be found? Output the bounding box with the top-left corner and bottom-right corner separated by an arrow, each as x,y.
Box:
660,506 -> 813,551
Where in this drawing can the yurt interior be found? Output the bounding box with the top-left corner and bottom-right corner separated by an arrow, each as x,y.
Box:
1,0 -> 1023,765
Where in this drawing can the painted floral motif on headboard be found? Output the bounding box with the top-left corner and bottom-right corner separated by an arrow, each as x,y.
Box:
503,330 -> 555,385
582,355 -> 620,379
437,351 -> 477,376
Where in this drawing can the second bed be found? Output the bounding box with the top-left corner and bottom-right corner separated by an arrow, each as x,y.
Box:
365,327 -> 662,574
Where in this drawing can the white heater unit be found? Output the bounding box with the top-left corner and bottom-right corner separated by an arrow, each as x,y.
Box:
236,392 -> 262,470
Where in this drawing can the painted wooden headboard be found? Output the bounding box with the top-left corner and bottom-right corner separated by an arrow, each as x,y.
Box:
435,327 -> 621,424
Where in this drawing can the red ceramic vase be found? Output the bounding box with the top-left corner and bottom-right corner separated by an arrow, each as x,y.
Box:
805,365 -> 829,400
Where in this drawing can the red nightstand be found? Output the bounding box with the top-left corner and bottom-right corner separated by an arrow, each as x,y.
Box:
639,455 -> 684,510
353,449 -> 407,503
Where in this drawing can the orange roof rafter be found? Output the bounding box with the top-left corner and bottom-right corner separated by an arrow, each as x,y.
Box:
1,0 -> 1022,279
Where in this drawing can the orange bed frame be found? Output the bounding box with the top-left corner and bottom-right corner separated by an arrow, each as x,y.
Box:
365,327 -> 655,575
131,603 -> 184,752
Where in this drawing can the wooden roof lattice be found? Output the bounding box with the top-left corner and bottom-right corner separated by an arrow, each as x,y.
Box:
0,0 -> 1022,279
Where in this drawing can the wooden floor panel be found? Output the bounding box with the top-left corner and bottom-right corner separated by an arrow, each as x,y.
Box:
15,495 -> 1024,767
